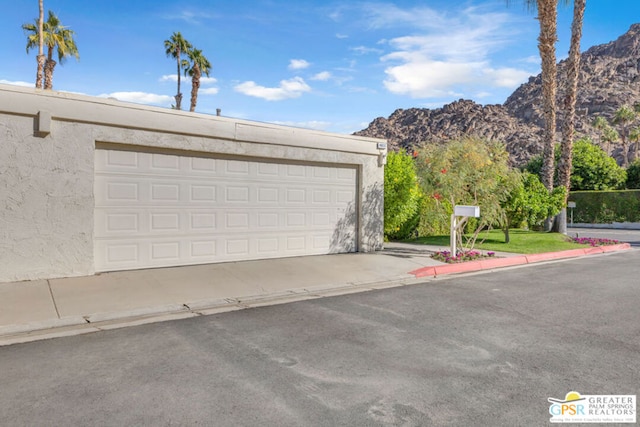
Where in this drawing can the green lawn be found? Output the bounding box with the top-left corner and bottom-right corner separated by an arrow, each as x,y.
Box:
408,229 -> 589,254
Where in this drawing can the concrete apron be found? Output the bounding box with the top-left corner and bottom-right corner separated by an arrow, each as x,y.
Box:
0,243 -> 631,346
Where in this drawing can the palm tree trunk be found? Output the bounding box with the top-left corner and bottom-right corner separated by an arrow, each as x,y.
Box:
537,0 -> 559,231
36,0 -> 44,89
190,64 -> 201,112
556,0 -> 585,234
622,137 -> 629,167
175,48 -> 182,110
44,59 -> 56,90
538,0 -> 558,192
36,55 -> 45,89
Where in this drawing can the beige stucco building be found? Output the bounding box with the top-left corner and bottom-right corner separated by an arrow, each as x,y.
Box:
0,84 -> 386,283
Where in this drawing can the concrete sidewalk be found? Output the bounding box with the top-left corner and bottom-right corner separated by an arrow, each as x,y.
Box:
0,242 -> 631,346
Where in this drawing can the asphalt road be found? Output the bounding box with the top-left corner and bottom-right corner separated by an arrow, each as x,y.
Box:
1,250 -> 639,426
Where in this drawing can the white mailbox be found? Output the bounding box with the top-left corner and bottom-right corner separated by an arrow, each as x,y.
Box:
450,205 -> 480,256
454,205 -> 480,217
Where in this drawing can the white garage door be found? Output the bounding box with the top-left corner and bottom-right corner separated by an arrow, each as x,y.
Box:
94,149 -> 357,272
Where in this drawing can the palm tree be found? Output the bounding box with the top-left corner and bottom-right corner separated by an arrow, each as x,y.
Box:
184,48 -> 212,112
23,10 -> 79,90
556,0 -> 585,234
508,0 -> 561,230
592,116 -> 609,149
602,125 -> 619,157
164,32 -> 192,110
613,105 -> 637,167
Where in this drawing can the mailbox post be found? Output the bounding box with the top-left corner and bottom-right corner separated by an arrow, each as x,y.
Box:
451,205 -> 480,256
567,201 -> 576,226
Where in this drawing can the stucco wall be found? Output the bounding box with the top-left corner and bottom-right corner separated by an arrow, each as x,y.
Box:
0,84 -> 386,283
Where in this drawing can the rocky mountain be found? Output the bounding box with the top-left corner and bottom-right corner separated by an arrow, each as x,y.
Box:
356,23 -> 640,166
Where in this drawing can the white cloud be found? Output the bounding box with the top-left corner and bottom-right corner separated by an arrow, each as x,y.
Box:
158,74 -> 220,95
378,5 -> 533,98
98,91 -> 173,106
159,74 -> 179,83
234,77 -> 311,101
288,59 -> 310,70
200,76 -> 218,84
383,56 -> 476,98
199,87 -> 219,95
475,91 -> 492,99
483,67 -> 532,88
350,46 -> 383,55
328,8 -> 344,22
0,79 -> 34,87
336,33 -> 348,39
311,71 -> 332,81
521,55 -> 541,64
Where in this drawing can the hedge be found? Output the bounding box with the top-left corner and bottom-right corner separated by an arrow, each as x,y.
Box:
568,190 -> 640,223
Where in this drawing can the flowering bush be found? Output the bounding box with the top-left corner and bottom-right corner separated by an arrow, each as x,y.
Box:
571,237 -> 620,246
431,250 -> 496,264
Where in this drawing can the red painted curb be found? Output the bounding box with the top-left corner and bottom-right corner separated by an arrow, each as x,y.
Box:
409,267 -> 437,278
600,243 -> 631,252
479,256 -> 528,269
526,248 -> 588,263
408,244 -> 632,278
584,246 -> 605,255
433,260 -> 484,275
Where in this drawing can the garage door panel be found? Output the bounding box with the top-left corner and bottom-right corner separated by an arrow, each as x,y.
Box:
191,240 -> 217,258
95,211 -> 140,235
104,242 -> 139,267
337,168 -> 356,181
95,150 -> 357,272
225,186 -> 250,203
151,241 -> 181,261
225,159 -> 250,175
191,212 -> 217,231
257,162 -> 279,176
190,185 -> 217,202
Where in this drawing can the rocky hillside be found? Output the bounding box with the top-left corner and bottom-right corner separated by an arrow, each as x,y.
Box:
356,23 -> 640,166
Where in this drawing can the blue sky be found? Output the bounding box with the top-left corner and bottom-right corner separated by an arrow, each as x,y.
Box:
2,1 -> 639,134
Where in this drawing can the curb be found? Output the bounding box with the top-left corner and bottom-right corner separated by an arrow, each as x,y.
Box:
0,276 -> 424,346
409,243 -> 632,278
1,244 -> 632,346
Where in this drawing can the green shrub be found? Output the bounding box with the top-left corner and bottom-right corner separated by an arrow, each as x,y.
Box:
569,190 -> 640,223
626,160 -> 640,189
503,172 -> 565,231
571,139 -> 626,190
525,139 -> 626,190
384,150 -> 421,239
414,195 -> 450,237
